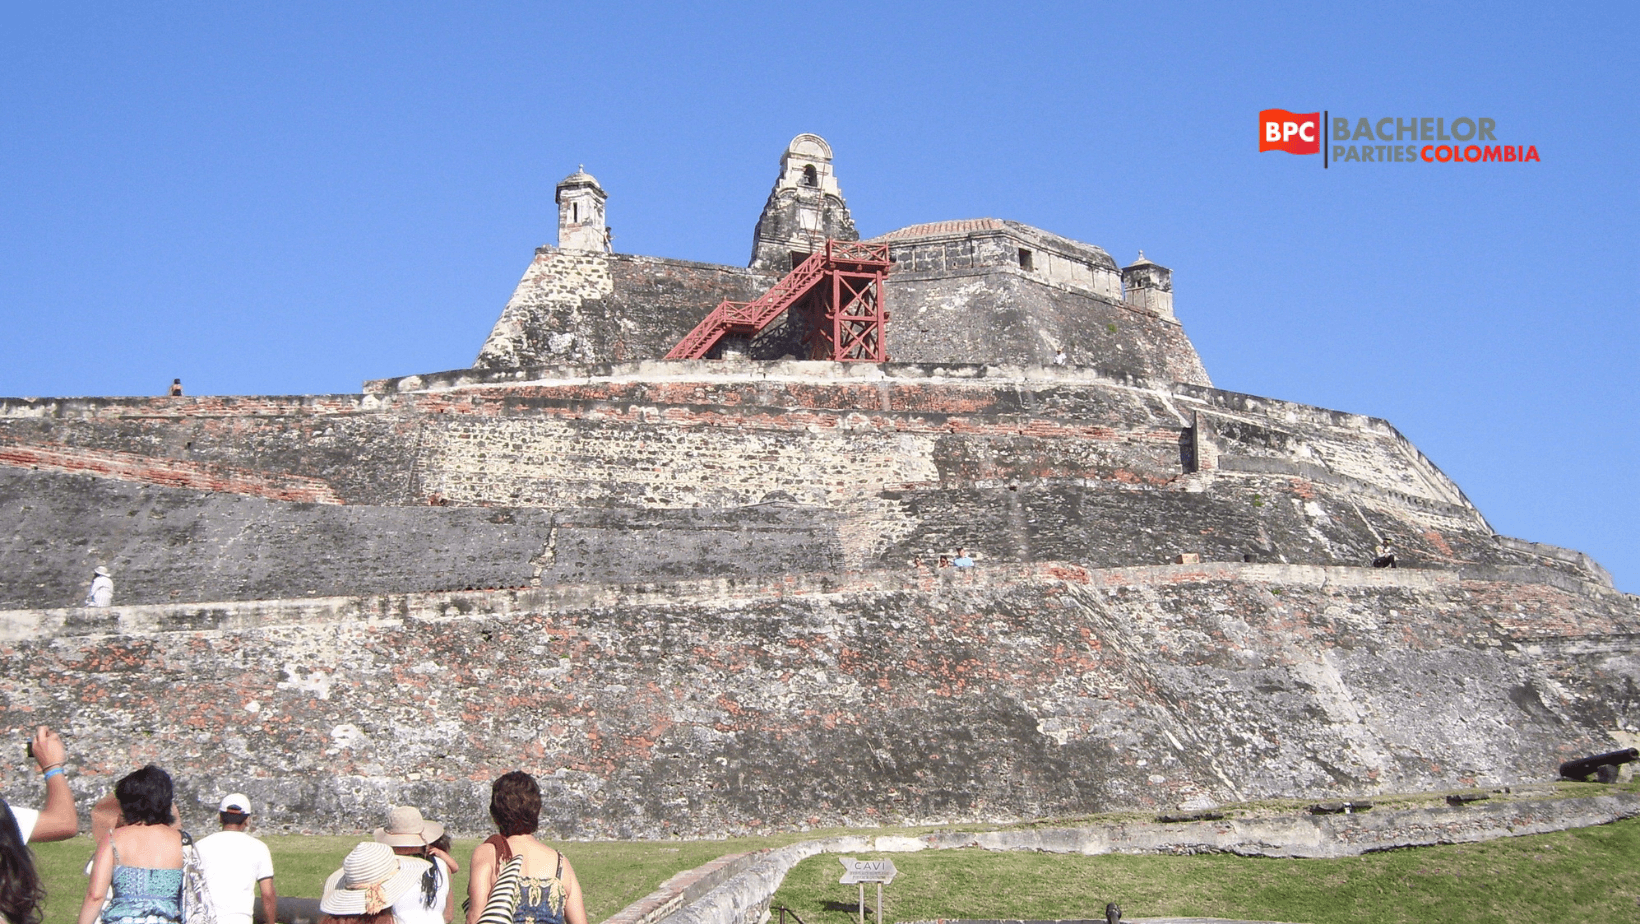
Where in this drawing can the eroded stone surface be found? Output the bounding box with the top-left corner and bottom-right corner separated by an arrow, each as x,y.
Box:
2,565 -> 1635,837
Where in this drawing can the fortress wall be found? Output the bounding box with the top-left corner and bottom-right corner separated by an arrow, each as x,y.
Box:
463,243 -> 1204,376
882,270 -> 1210,384
0,468 -> 845,609
475,251 -> 775,369
0,440 -> 342,504
0,469 -> 553,609
0,395 -> 418,505
3,565 -> 1635,838
1,372 -> 1571,606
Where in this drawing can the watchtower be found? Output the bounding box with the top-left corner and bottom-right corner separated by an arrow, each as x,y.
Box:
749,134 -> 859,272
1122,251 -> 1174,319
557,167 -> 608,251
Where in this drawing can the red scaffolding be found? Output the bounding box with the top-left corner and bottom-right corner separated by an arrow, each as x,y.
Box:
664,239 -> 890,361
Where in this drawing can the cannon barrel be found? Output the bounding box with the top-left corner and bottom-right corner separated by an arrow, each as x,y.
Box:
1558,747 -> 1640,781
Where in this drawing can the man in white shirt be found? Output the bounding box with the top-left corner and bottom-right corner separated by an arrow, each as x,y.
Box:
11,726 -> 77,843
196,794 -> 277,924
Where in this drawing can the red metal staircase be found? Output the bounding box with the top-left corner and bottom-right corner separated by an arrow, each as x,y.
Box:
665,240 -> 891,361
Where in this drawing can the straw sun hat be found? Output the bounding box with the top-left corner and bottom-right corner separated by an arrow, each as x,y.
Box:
374,805 -> 445,847
319,842 -> 425,915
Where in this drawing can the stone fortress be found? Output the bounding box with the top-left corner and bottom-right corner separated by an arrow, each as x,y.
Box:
1,134 -> 1636,838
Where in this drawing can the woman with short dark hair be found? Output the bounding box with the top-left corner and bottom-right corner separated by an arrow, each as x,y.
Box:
79,766 -> 184,924
465,772 -> 585,924
1,799 -> 46,924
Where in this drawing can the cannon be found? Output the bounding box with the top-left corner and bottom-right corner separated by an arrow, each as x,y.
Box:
1558,747 -> 1639,782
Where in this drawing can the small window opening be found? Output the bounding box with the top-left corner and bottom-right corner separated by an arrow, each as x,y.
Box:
1018,248 -> 1034,271
802,165 -> 818,187
789,251 -> 811,271
572,202 -> 580,222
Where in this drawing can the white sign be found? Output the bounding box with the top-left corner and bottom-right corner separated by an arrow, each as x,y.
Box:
838,857 -> 898,885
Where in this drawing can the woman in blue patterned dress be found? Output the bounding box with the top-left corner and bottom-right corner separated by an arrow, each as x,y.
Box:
78,766 -> 183,924
464,773 -> 585,924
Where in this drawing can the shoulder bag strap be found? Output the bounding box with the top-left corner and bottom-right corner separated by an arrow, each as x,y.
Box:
476,856 -> 524,924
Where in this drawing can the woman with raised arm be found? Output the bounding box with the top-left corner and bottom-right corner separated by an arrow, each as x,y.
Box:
465,773 -> 586,924
80,766 -> 184,924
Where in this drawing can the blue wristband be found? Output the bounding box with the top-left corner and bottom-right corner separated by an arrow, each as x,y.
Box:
43,767 -> 64,780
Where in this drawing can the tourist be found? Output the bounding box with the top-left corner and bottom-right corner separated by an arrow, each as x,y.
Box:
318,842 -> 424,924
80,765 -> 183,924
426,834 -> 458,877
0,799 -> 46,924
375,807 -> 453,924
168,380 -> 183,397
1372,540 -> 1397,569
952,548 -> 974,569
937,555 -> 950,569
10,726 -> 77,843
84,568 -> 113,608
466,772 -> 585,924
196,794 -> 277,924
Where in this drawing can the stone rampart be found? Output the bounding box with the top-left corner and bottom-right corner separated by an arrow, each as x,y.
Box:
0,367 -> 1607,608
0,438 -> 343,504
476,251 -> 776,369
3,564 -> 1635,837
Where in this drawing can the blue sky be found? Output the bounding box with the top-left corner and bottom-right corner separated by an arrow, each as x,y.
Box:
2,3 -> 1635,590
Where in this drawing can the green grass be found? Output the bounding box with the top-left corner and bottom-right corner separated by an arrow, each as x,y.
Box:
28,805 -> 1640,924
770,816 -> 1640,924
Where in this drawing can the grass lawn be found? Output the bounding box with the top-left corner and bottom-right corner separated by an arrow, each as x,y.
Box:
27,811 -> 1640,924
771,816 -> 1640,924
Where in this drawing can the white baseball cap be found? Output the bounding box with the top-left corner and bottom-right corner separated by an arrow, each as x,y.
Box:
219,793 -> 253,814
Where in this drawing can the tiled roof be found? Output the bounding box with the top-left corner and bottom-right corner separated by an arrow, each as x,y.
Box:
867,218 -> 1007,241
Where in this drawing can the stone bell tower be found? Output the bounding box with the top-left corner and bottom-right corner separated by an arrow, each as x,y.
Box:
1122,251 -> 1174,319
557,167 -> 608,251
749,134 -> 858,272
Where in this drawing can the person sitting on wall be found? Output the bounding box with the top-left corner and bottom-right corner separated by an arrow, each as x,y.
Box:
168,379 -> 183,397
1372,541 -> 1397,569
84,567 -> 113,607
952,548 -> 975,569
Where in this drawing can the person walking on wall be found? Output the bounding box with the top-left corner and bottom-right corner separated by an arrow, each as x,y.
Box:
375,807 -> 455,924
7,726 -> 77,845
84,568 -> 113,608
80,765 -> 184,924
466,772 -> 585,924
195,795 -> 276,924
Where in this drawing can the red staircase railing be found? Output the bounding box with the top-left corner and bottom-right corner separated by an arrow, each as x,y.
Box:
665,240 -> 891,361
